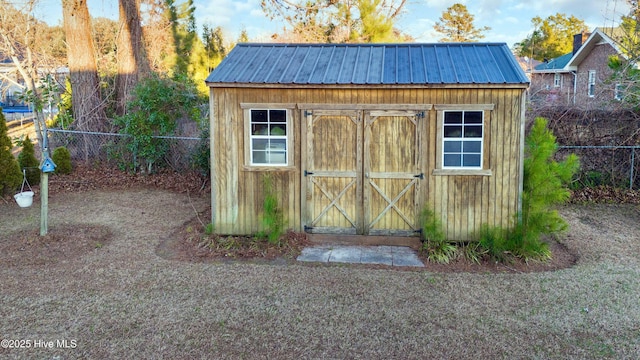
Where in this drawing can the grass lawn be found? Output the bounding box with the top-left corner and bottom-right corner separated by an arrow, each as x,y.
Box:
1,188 -> 639,359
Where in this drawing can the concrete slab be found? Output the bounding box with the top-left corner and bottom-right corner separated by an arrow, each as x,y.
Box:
297,245 -> 424,267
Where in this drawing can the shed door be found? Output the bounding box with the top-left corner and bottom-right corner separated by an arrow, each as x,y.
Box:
304,109 -> 422,236
364,111 -> 421,236
304,110 -> 363,234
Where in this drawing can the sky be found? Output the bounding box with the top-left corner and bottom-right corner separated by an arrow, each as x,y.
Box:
35,0 -> 631,49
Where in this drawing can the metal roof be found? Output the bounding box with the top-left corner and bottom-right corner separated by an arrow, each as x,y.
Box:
533,52 -> 573,72
206,43 -> 529,86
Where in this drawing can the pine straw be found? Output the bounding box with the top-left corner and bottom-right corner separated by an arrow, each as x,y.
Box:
1,185 -> 639,358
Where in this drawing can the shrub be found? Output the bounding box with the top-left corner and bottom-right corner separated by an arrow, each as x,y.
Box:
18,135 -> 40,185
190,126 -> 210,177
0,112 -> 22,195
419,207 -> 457,264
52,146 -> 72,174
113,74 -> 204,174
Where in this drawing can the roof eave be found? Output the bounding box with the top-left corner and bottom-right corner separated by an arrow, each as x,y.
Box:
205,82 -> 529,89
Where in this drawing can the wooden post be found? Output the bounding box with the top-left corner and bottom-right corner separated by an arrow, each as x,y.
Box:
40,172 -> 48,236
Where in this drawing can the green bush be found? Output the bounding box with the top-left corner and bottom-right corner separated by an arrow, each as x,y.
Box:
419,207 -> 457,264
18,135 -> 40,185
52,146 -> 72,174
190,126 -> 210,177
113,74 -> 204,174
0,112 -> 22,195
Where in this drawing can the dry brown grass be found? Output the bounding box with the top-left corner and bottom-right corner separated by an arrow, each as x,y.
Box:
1,188 -> 639,359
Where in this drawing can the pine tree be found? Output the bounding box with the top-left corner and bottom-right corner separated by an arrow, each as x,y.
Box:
522,117 -> 579,238
0,112 -> 22,195
433,3 -> 491,42
18,134 -> 40,186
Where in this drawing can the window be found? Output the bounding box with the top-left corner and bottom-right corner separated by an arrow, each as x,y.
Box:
615,83 -> 624,101
249,109 -> 288,166
554,73 -> 561,87
442,110 -> 483,169
588,70 -> 596,97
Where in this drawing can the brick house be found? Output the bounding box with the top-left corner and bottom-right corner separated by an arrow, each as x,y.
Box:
530,28 -> 626,110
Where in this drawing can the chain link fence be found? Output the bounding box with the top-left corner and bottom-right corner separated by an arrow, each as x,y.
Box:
557,146 -> 639,190
47,128 -> 207,173
45,129 -> 638,190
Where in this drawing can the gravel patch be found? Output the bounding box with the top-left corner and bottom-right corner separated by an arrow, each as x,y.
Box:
1,190 -> 639,359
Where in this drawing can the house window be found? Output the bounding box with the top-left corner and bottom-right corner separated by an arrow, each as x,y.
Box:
249,109 -> 289,166
442,110 -> 484,169
615,84 -> 624,101
588,70 -> 596,97
554,73 -> 561,87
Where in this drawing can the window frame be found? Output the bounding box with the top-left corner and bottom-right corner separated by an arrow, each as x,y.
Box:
433,104 -> 493,176
241,103 -> 295,170
553,73 -> 561,88
588,70 -> 596,97
614,83 -> 624,101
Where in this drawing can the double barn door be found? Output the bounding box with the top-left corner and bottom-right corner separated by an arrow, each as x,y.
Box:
303,109 -> 423,236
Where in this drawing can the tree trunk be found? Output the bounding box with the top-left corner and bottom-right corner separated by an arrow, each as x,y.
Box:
116,0 -> 149,116
62,0 -> 107,162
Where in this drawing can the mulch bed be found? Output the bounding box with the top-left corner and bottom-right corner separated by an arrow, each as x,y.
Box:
5,164 -> 637,272
0,224 -> 112,267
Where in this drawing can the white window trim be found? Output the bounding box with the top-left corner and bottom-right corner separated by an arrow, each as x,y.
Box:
554,73 -> 561,88
588,70 -> 596,97
433,104 -> 493,176
242,104 -> 295,170
615,83 -> 624,101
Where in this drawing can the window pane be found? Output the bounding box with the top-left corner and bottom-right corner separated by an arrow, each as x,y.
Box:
251,110 -> 267,122
268,138 -> 287,151
444,126 -> 462,138
444,112 -> 463,124
252,138 -> 268,151
444,140 -> 461,152
463,141 -> 482,153
464,126 -> 483,138
252,124 -> 268,135
270,124 -> 286,136
463,154 -> 481,167
464,111 -> 483,124
252,151 -> 267,164
266,151 -> 286,164
270,110 -> 286,123
444,154 -> 461,167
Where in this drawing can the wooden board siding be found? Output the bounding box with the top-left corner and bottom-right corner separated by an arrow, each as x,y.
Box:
210,87 -> 525,241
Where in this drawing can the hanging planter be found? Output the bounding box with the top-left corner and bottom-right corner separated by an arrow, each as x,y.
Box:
14,191 -> 34,208
14,169 -> 34,208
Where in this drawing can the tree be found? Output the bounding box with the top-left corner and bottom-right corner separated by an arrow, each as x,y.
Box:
433,3 -> 490,42
116,0 -> 150,116
261,0 -> 408,43
141,0 -> 176,74
607,1 -> 640,107
202,24 -> 227,73
92,17 -> 119,75
515,13 -> 588,61
62,0 -> 108,141
18,134 -> 40,186
0,112 -> 22,196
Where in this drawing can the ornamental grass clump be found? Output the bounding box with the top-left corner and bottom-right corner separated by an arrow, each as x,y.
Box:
420,207 -> 457,264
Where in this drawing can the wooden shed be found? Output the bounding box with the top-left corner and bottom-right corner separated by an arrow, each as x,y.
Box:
206,43 -> 529,241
